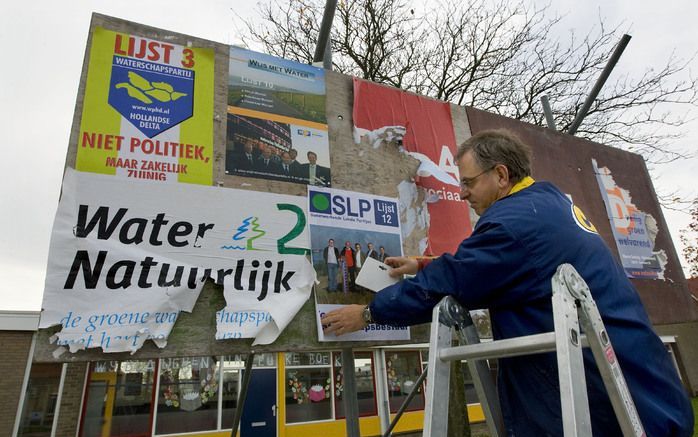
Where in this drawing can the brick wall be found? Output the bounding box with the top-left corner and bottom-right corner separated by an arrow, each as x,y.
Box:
55,362 -> 88,437
0,331 -> 33,436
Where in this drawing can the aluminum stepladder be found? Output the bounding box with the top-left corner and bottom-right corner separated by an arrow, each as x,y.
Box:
423,263 -> 646,437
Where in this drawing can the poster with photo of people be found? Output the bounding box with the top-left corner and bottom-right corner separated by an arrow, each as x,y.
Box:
225,47 -> 331,186
307,186 -> 410,342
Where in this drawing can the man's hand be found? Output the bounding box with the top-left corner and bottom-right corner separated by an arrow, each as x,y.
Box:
384,256 -> 419,277
321,305 -> 366,336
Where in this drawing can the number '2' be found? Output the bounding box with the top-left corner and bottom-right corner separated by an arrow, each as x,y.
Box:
276,204 -> 311,255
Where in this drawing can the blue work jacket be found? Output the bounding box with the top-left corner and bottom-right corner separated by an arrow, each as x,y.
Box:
370,181 -> 693,436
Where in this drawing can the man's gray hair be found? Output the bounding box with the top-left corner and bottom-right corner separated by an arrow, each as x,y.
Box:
456,129 -> 532,183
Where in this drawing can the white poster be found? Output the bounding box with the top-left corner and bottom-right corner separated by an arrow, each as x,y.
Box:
307,186 -> 410,341
40,169 -> 314,353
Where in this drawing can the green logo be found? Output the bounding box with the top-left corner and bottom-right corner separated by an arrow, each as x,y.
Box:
311,192 -> 330,212
221,216 -> 266,251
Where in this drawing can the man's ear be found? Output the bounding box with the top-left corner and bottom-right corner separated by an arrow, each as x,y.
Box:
494,163 -> 510,187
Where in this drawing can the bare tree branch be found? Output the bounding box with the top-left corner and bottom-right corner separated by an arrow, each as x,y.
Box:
679,198 -> 698,277
238,0 -> 698,166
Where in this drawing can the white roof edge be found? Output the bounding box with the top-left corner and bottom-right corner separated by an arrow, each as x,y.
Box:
0,310 -> 41,331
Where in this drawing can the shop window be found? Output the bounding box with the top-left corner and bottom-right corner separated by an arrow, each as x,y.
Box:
112,361 -> 155,436
81,360 -> 155,437
385,351 -> 425,413
221,368 -> 240,429
156,356 -> 219,435
332,351 -> 377,418
285,352 -> 332,424
17,363 -> 62,437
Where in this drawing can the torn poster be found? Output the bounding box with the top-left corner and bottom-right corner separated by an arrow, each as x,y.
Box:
352,78 -> 471,256
40,168 -> 314,353
592,159 -> 667,279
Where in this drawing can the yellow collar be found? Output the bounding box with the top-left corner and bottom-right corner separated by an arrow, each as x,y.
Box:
508,176 -> 535,195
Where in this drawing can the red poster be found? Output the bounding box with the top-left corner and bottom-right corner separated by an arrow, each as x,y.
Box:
352,78 -> 471,256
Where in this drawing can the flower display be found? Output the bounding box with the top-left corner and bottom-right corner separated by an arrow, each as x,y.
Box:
163,386 -> 179,408
386,356 -> 401,392
200,370 -> 218,405
288,372 -> 309,404
335,371 -> 344,398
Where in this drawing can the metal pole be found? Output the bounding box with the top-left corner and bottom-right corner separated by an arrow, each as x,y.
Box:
323,34 -> 333,70
229,352 -> 255,437
540,95 -> 557,130
341,348 -> 361,437
313,0 -> 338,69
382,367 -> 428,437
568,34 -> 632,135
374,349 -> 391,434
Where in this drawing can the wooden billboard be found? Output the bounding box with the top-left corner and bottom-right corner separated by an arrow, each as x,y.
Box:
34,13 -> 697,363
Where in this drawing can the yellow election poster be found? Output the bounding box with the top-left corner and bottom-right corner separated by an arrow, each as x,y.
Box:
77,27 -> 214,185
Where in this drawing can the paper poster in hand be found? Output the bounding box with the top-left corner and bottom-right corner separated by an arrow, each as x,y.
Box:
356,257 -> 399,292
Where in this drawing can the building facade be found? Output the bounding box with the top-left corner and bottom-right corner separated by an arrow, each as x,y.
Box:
6,308 -> 694,437
5,326 -> 487,437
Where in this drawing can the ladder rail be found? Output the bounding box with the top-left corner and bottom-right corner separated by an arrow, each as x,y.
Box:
559,265 -> 646,437
551,276 -> 592,435
456,321 -> 506,437
423,304 -> 452,437
441,297 -> 505,437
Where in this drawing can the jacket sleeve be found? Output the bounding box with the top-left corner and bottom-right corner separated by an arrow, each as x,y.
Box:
369,221 -> 541,326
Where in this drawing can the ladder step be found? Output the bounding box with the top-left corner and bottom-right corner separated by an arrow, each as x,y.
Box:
439,332 -> 589,362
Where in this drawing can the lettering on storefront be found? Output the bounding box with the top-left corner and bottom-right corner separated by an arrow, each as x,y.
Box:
160,356 -> 211,370
93,359 -> 156,373
285,352 -> 330,366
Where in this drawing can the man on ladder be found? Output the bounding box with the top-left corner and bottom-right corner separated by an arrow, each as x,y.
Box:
322,130 -> 693,436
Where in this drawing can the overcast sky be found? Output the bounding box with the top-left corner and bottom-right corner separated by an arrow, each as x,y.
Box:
1,0 -> 696,312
